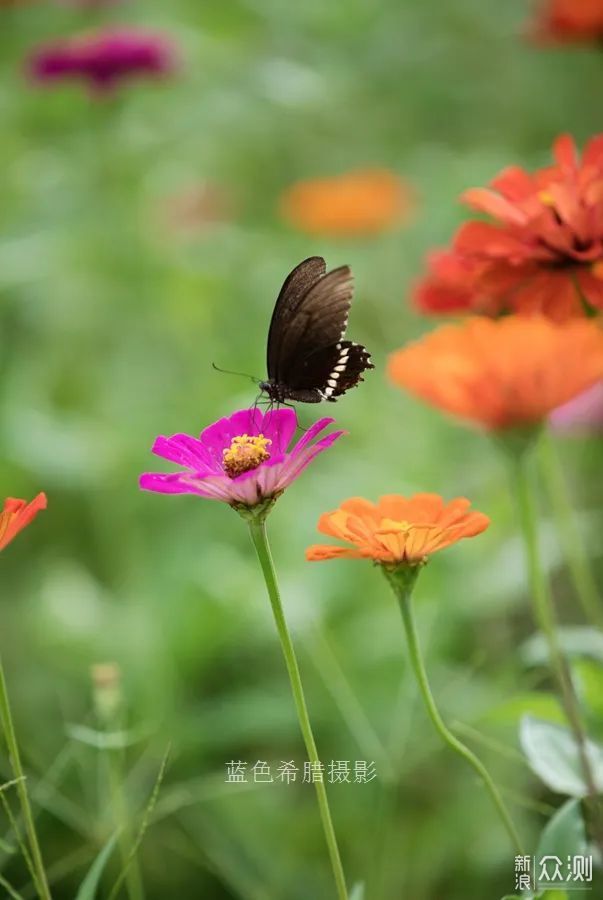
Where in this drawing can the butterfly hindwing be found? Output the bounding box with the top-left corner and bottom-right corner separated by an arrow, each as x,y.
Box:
287,340 -> 373,402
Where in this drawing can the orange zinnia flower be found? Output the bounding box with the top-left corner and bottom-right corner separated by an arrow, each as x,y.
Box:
306,494 -> 489,566
0,494 -> 47,552
528,0 -> 603,43
280,168 -> 414,238
414,134 -> 603,320
387,316 -> 603,431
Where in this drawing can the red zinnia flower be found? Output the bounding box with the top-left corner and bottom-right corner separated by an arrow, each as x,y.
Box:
414,135 -> 603,320
0,494 -> 47,552
413,249 -> 484,315
528,0 -> 603,44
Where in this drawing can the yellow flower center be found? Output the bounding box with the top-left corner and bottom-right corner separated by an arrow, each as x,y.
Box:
538,189 -> 555,207
222,433 -> 271,478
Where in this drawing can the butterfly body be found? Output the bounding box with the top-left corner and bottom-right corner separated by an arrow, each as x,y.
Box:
262,256 -> 373,404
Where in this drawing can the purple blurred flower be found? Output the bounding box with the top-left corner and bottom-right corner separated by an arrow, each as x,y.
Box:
27,28 -> 178,94
58,1 -> 123,6
140,408 -> 344,510
550,381 -> 603,434
55,0 -> 123,7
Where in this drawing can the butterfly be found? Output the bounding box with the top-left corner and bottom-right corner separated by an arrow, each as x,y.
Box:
258,256 -> 374,404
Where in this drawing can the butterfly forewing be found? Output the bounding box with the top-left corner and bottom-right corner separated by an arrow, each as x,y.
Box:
266,256 -> 326,380
275,265 -> 354,381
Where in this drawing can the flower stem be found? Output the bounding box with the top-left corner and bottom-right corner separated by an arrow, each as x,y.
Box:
0,653 -> 51,899
509,444 -> 603,840
538,429 -> 603,630
385,569 -> 524,855
102,726 -> 144,900
248,518 -> 348,900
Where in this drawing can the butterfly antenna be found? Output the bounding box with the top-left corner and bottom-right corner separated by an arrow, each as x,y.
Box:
211,362 -> 261,385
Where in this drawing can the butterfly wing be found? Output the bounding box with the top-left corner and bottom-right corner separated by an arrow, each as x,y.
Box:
290,340 -> 374,402
274,264 -> 354,373
266,256 -> 326,381
267,262 -> 373,402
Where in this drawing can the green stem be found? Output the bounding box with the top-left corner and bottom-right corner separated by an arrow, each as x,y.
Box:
0,654 -> 51,899
538,429 -> 603,629
105,743 -> 145,900
509,445 -> 603,842
247,518 -> 348,900
384,569 -> 523,855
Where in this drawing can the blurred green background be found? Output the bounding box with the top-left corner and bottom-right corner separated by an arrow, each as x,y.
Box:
1,1 -> 602,898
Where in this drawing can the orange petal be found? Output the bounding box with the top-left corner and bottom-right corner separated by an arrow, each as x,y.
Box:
305,544 -> 365,562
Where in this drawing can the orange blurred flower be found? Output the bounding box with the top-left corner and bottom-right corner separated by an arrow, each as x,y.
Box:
0,494 -> 46,552
528,0 -> 603,43
306,494 -> 489,566
414,134 -> 603,320
387,316 -> 603,431
280,168 -> 414,238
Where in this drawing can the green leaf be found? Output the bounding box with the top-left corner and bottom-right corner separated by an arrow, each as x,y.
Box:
500,891 -> 569,899
520,716 -> 603,796
75,831 -> 120,900
66,724 -> 143,749
572,659 -> 603,719
536,893 -> 568,899
522,627 -> 603,666
350,884 -> 365,900
485,693 -> 564,727
536,799 -> 588,865
107,747 -> 170,900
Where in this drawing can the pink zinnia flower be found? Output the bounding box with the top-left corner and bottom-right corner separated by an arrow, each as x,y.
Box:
27,28 -> 178,95
140,408 -> 344,513
550,381 -> 603,434
0,494 -> 47,552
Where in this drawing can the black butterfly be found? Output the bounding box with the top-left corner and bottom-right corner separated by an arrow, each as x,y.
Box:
259,256 -> 374,404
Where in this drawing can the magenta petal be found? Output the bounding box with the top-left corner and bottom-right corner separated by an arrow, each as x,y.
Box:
141,471 -> 234,502
151,434 -> 217,472
140,472 -> 203,495
229,452 -> 286,483
226,407 -> 263,436
200,408 -> 261,457
261,407 -> 297,453
275,430 -> 344,490
289,417 -> 336,458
